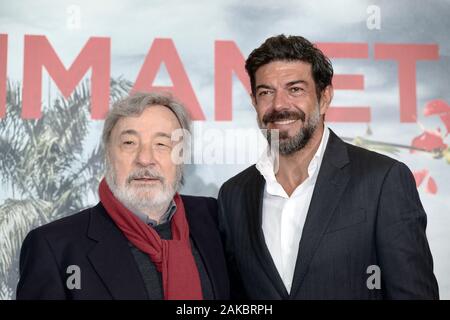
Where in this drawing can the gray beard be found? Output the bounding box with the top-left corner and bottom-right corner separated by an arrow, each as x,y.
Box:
104,159 -> 182,218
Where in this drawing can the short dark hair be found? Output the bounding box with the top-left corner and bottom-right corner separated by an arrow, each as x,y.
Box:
245,34 -> 333,100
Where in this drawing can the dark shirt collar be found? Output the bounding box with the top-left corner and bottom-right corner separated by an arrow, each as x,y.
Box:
148,200 -> 177,226
133,200 -> 177,227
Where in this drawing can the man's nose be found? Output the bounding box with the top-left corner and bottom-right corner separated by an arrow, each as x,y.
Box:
272,90 -> 289,111
135,144 -> 156,167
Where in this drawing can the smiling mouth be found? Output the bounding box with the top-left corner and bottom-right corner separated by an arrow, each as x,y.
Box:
267,119 -> 300,128
271,119 -> 298,125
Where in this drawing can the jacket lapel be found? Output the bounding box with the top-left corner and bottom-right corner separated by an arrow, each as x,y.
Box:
87,203 -> 148,300
247,168 -> 290,298
290,130 -> 351,297
183,196 -> 225,299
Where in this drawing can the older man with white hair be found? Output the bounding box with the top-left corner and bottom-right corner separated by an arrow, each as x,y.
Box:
17,92 -> 229,300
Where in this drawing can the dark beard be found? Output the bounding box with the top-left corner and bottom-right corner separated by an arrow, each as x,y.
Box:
262,109 -> 305,124
263,112 -> 320,155
276,122 -> 317,155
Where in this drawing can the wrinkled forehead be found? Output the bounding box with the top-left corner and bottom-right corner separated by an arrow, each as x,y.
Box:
255,60 -> 314,82
112,105 -> 182,139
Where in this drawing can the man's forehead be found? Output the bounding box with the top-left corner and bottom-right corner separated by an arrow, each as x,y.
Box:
118,129 -> 172,139
112,107 -> 181,137
256,60 -> 313,79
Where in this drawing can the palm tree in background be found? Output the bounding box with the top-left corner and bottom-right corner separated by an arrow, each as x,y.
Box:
0,78 -> 131,299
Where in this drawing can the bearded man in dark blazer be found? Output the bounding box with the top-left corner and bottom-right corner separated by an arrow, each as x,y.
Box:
218,35 -> 439,300
17,92 -> 229,300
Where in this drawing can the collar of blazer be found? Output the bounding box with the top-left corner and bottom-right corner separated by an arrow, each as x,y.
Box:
246,129 -> 351,298
86,196 -> 226,299
86,203 -> 149,299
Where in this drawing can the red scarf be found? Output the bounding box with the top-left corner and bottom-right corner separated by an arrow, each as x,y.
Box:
98,178 -> 203,300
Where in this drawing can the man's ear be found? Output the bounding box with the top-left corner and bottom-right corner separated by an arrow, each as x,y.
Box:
319,85 -> 333,116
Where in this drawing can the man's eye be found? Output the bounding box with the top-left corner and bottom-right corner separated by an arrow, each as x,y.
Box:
155,143 -> 171,149
290,87 -> 302,93
123,141 -> 135,145
258,90 -> 270,97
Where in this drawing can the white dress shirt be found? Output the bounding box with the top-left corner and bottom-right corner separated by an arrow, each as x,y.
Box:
256,125 -> 330,293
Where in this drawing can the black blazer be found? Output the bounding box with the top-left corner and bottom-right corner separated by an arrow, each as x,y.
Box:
17,195 -> 229,300
218,130 -> 439,300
